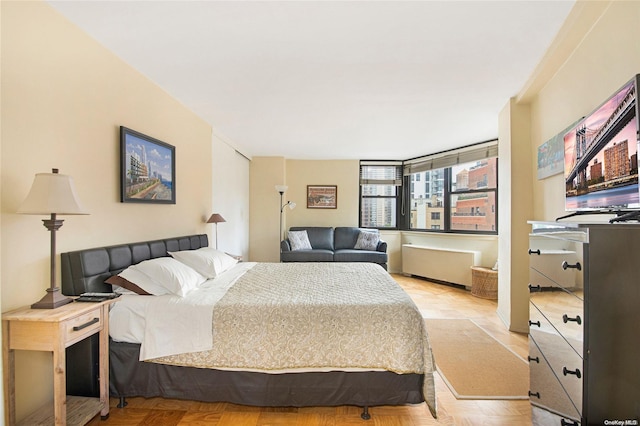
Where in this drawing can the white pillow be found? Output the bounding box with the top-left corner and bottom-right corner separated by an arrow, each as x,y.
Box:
214,250 -> 239,274
118,266 -> 171,296
354,230 -> 380,251
289,230 -> 312,251
169,247 -> 238,278
120,257 -> 207,297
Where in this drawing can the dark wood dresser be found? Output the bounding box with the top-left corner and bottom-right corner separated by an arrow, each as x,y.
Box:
527,221 -> 640,425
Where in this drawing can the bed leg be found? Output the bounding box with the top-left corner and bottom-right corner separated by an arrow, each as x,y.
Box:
361,406 -> 371,420
117,397 -> 128,408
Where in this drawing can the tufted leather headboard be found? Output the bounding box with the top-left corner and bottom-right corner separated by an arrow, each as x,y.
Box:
60,234 -> 209,295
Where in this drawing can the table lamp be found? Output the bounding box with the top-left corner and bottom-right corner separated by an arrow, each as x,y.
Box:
17,168 -> 89,309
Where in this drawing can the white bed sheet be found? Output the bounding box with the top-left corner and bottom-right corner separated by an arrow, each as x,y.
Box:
109,262 -> 256,360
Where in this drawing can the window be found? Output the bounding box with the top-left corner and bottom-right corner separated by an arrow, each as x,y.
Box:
359,140 -> 498,234
404,140 -> 498,234
359,161 -> 402,228
407,168 -> 445,230
449,158 -> 497,232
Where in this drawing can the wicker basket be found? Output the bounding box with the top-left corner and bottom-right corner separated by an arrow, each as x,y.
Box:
471,266 -> 498,299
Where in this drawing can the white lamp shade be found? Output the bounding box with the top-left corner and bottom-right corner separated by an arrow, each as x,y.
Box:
275,185 -> 288,193
288,202 -> 296,210
17,171 -> 88,215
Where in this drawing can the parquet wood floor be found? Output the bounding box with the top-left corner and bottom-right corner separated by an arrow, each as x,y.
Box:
87,274 -> 532,425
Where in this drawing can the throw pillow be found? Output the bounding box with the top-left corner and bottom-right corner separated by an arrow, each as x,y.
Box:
354,230 -> 380,251
289,230 -> 312,251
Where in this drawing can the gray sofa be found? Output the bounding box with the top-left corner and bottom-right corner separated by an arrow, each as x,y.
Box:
280,226 -> 388,270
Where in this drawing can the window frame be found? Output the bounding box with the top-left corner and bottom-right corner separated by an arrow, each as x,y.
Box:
360,140 -> 498,235
358,161 -> 403,230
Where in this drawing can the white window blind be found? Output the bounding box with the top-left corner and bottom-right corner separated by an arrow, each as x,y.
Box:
404,140 -> 498,175
360,161 -> 403,185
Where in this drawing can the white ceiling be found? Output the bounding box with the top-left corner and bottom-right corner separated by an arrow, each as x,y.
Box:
48,1 -> 575,160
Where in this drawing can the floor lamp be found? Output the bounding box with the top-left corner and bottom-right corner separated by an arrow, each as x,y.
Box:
17,168 -> 88,309
276,185 -> 296,244
207,213 -> 226,249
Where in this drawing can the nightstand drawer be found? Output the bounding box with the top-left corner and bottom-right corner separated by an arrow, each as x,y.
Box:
64,308 -> 103,345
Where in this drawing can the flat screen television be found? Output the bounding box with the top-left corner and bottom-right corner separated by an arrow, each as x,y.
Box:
564,74 -> 640,215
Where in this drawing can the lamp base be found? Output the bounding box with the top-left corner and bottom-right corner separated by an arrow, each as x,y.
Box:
31,287 -> 73,309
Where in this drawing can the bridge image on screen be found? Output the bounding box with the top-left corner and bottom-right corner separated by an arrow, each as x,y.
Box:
564,76 -> 640,211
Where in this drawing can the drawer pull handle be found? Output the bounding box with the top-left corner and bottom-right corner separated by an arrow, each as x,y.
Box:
561,261 -> 582,271
527,356 -> 539,363
528,284 -> 541,293
73,317 -> 99,331
529,320 -> 541,328
528,391 -> 540,399
561,419 -> 579,426
562,314 -> 582,325
528,249 -> 541,255
563,366 -> 582,379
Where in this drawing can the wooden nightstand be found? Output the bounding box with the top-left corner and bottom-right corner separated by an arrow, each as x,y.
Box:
2,299 -> 112,425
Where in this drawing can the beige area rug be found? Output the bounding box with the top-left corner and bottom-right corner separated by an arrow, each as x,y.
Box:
424,318 -> 529,400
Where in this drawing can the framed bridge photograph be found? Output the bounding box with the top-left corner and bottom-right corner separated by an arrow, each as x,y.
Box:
307,185 -> 337,209
120,126 -> 176,204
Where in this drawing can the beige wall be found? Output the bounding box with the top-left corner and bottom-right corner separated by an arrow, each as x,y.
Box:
497,99 -> 532,333
249,158 -> 359,262
285,160 -> 360,228
249,157 -> 286,262
1,2 -> 212,419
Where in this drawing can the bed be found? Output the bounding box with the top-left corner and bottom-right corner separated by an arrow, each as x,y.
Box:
61,234 -> 437,420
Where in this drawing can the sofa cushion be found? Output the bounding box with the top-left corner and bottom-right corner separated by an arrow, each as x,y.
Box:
335,227 -> 380,250
354,230 -> 380,250
289,227 -> 334,250
281,249 -> 335,263
288,230 -> 313,251
333,249 -> 387,265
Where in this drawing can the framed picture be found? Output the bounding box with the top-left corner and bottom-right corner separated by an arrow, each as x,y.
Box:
537,117 -> 583,180
307,185 -> 337,209
120,126 -> 176,204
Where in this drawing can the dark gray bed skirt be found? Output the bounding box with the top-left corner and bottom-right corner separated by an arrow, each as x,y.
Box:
110,339 -> 425,408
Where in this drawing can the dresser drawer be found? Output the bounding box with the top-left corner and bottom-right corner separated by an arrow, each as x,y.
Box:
528,249 -> 580,291
529,338 -> 581,422
530,331 -> 583,415
530,291 -> 583,356
63,307 -> 103,345
531,405 -> 581,426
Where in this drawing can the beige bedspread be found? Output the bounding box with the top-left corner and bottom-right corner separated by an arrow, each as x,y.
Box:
151,262 -> 437,417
